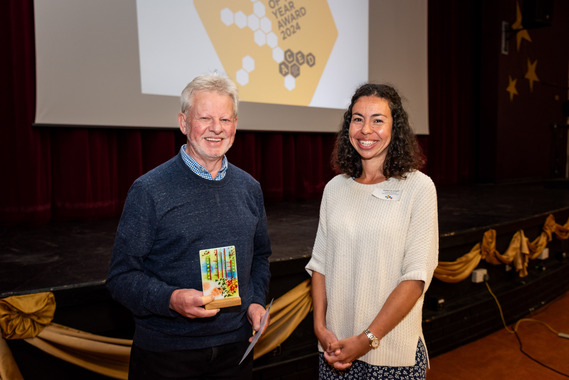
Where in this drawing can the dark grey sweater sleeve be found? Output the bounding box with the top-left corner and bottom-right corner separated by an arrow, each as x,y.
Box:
249,187 -> 272,306
106,180 -> 178,317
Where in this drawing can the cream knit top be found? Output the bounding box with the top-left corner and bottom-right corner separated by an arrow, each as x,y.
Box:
306,171 -> 439,367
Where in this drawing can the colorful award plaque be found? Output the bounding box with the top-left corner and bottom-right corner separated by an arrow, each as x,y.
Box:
200,245 -> 241,310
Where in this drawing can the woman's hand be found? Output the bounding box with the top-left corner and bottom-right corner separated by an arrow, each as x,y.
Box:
315,325 -> 342,359
325,333 -> 370,370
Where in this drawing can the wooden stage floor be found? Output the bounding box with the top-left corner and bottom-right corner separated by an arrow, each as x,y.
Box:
1,179 -> 569,379
1,180 -> 569,298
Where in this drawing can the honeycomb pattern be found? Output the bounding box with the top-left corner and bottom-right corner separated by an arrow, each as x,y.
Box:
194,0 -> 337,106
220,1 -> 316,91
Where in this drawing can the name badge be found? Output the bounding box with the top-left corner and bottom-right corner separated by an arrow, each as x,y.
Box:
372,189 -> 402,201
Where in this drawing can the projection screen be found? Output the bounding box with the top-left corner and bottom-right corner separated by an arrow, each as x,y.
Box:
34,0 -> 428,134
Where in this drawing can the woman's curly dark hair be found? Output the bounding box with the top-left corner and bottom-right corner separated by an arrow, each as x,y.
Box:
333,83 -> 425,179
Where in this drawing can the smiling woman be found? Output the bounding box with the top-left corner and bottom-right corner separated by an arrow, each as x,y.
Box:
348,96 -> 393,184
305,83 -> 438,379
334,83 -> 425,183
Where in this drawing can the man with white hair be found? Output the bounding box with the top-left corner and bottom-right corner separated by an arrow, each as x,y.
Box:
107,73 -> 272,379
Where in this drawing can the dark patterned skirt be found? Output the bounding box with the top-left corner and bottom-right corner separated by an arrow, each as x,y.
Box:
319,339 -> 427,379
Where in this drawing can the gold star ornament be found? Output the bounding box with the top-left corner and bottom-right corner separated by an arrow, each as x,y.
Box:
524,58 -> 539,92
506,76 -> 518,102
512,1 -> 532,51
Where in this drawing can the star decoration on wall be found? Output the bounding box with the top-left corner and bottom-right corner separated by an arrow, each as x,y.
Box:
524,58 -> 539,92
506,76 -> 518,102
512,2 -> 532,51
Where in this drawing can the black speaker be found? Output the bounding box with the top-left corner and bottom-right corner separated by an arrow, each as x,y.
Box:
562,100 -> 569,118
522,0 -> 553,28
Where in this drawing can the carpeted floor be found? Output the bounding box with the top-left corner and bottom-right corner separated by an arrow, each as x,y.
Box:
427,289 -> 569,379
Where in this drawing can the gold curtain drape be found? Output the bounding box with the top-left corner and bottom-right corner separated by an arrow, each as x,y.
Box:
0,292 -> 56,380
0,280 -> 312,379
254,279 -> 312,359
434,214 -> 569,283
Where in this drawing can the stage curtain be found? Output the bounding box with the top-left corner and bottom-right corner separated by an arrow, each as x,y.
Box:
0,280 -> 313,379
426,0 -> 477,185
0,0 -> 338,226
434,215 -> 569,283
0,0 -> 52,225
2,0 -> 478,226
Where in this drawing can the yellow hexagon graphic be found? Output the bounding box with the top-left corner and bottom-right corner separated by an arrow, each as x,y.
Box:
194,0 -> 337,107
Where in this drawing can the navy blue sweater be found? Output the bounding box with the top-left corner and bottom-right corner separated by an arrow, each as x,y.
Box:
107,153 -> 272,351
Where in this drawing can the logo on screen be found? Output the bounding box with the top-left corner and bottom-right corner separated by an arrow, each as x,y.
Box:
194,0 -> 337,106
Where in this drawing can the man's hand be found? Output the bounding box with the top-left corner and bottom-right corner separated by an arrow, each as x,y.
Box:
169,289 -> 219,318
247,303 -> 269,342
